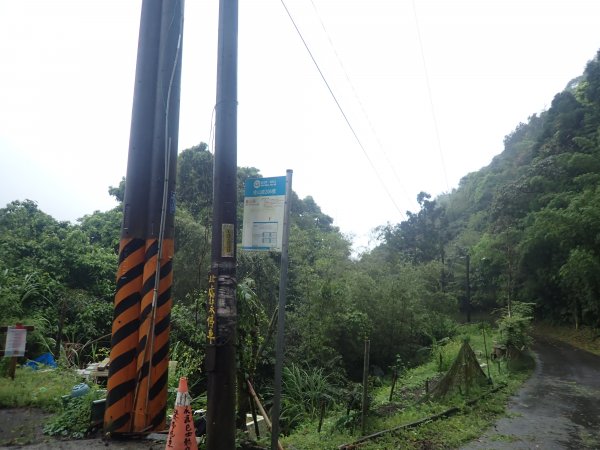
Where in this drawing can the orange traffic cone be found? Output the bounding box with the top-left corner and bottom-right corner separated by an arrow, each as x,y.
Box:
165,377 -> 197,450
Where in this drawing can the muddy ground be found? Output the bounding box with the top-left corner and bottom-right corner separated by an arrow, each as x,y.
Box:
0,409 -> 165,449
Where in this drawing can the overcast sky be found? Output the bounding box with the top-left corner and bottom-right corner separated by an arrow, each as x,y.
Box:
1,0 -> 599,251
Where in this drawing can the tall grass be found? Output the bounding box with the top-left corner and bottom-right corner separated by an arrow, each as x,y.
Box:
282,323 -> 531,449
279,363 -> 337,433
0,367 -> 79,412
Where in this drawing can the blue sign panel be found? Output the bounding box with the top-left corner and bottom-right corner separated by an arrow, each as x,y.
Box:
242,176 -> 287,252
244,176 -> 286,198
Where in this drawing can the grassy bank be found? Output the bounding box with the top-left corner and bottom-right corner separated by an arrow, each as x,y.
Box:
280,324 -> 531,450
0,367 -> 79,412
0,323 -> 534,449
534,322 -> 600,356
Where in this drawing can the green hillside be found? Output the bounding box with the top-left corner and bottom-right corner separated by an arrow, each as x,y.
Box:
375,49 -> 600,329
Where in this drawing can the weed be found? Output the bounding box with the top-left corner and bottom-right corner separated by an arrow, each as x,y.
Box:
277,363 -> 337,433
0,367 -> 79,412
43,387 -> 103,439
490,433 -> 520,442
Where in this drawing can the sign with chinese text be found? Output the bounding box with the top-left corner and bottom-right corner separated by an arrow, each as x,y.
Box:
242,176 -> 286,251
4,327 -> 27,357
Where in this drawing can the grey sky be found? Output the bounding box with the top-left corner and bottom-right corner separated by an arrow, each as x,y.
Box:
1,0 -> 599,251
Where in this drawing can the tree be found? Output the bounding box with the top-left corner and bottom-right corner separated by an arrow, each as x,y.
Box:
78,208 -> 122,253
376,192 -> 447,265
108,177 -> 126,203
559,248 -> 600,328
172,207 -> 210,303
176,143 -> 213,222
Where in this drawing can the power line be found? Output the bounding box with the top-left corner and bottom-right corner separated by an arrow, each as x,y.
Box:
308,0 -> 412,209
279,0 -> 406,220
412,0 -> 449,191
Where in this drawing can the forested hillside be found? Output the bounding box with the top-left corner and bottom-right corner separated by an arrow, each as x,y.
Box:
375,49 -> 600,329
1,49 -> 600,435
0,141 -> 453,382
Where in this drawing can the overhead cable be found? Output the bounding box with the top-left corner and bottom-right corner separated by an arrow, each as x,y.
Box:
412,0 -> 449,191
308,0 -> 411,210
279,0 -> 406,220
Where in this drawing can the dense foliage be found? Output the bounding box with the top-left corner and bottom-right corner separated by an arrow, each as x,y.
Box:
375,50 -> 600,330
445,50 -> 600,327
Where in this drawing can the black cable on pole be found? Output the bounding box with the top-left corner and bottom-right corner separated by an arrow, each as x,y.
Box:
279,0 -> 405,220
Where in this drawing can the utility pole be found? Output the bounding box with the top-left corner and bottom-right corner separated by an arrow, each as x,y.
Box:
206,0 -> 238,448
105,0 -> 183,434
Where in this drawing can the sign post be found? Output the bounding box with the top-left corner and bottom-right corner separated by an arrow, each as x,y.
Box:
270,170 -> 293,450
241,171 -> 293,449
242,175 -> 287,252
2,324 -> 34,379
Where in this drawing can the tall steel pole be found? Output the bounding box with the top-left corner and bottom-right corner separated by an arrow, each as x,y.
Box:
206,0 -> 238,448
270,170 -> 293,450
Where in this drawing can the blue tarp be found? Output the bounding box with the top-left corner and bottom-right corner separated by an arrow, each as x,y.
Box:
24,352 -> 57,369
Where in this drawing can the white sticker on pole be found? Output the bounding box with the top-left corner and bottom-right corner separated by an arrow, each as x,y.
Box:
4,327 -> 27,357
242,176 -> 286,252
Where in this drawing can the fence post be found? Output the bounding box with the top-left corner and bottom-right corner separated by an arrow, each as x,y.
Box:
361,339 -> 370,435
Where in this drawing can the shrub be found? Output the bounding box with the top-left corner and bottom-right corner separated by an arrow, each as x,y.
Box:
497,302 -> 535,350
44,387 -> 104,439
278,363 -> 338,434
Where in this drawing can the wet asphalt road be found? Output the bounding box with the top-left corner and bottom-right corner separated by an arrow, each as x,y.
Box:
461,336 -> 600,450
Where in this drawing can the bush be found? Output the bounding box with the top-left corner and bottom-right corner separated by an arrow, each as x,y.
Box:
497,302 -> 535,350
44,387 -> 104,439
278,363 -> 338,434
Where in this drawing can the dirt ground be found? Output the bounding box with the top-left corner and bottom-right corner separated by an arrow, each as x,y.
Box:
0,409 -> 166,449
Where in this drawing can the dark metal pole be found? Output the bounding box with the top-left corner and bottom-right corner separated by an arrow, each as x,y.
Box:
206,0 -> 238,448
270,170 -> 293,450
249,397 -> 260,439
466,253 -> 471,323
